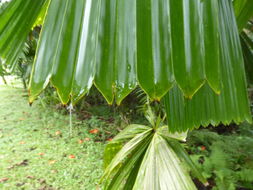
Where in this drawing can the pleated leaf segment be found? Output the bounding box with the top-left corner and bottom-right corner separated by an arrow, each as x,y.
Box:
28,0 -> 222,104
164,0 -> 252,133
0,0 -> 48,70
0,0 -> 251,133
29,0 -> 137,105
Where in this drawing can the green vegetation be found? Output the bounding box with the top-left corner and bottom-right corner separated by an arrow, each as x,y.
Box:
0,85 -> 105,189
187,125 -> 253,190
1,84 -> 253,189
0,0 -> 253,189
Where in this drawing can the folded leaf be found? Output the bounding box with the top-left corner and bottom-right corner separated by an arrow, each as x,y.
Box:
28,0 -> 225,104
170,0 -> 220,98
71,0 -> 101,103
29,0 -> 101,104
133,135 -> 196,190
104,124 -> 151,169
102,130 -> 153,189
95,0 -> 137,105
136,0 -> 174,100
164,0 -> 252,133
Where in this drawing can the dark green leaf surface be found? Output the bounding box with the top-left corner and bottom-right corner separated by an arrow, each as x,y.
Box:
1,0 -> 250,133
170,0 -> 220,98
165,0 -> 252,133
137,0 -> 220,99
95,0 -> 137,105
29,0 -> 101,104
203,0 -> 220,93
0,0 -> 47,68
30,0 -> 76,103
50,0 -> 85,104
29,0 -> 225,104
234,0 -> 253,32
71,0 -> 101,103
30,0 -> 136,105
136,0 -> 174,100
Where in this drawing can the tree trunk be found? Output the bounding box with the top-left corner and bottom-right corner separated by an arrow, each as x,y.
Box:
1,76 -> 7,85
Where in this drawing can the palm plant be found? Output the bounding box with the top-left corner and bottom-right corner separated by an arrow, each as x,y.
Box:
0,0 -> 253,189
102,105 -> 207,189
14,29 -> 39,89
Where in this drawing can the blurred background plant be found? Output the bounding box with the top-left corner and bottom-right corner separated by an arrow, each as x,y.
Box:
14,28 -> 40,89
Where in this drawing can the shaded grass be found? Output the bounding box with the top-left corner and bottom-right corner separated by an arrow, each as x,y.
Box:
0,85 -> 104,190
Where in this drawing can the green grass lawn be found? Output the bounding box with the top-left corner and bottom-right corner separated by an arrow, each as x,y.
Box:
0,85 -> 105,190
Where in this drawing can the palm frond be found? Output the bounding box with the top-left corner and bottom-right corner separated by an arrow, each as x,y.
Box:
0,0 -> 251,133
0,0 -> 47,67
102,123 -> 205,189
164,0 -> 252,132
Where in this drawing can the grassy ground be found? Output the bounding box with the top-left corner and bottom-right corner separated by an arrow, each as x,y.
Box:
0,85 -> 105,190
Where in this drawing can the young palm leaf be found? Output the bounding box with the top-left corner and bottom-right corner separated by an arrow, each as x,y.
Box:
132,134 -> 196,190
102,109 -> 206,189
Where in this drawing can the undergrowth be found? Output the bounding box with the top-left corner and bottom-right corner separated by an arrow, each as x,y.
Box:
1,83 -> 253,190
187,124 -> 253,190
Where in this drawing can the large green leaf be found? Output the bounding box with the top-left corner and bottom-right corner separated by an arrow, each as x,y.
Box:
95,0 -> 137,104
170,0 -> 220,98
28,0 -> 224,104
0,0 -> 251,133
0,0 -> 47,68
137,0 -> 220,100
29,0 -> 101,104
30,0 -> 137,105
136,0 -> 174,100
164,0 -> 252,133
